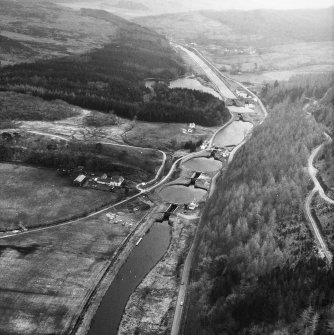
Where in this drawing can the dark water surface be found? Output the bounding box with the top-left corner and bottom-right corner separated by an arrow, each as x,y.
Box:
88,221 -> 171,335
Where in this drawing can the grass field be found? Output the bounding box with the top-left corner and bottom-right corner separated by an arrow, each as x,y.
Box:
0,163 -> 119,231
124,121 -> 217,150
0,196 -> 151,335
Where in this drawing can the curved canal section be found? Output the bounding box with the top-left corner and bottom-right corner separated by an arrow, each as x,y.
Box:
87,221 -> 171,335
159,185 -> 207,204
182,157 -> 222,173
214,121 -> 253,147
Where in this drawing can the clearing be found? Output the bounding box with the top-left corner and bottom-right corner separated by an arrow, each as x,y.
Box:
124,121 -> 217,151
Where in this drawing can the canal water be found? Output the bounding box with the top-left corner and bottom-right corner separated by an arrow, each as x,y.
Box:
159,185 -> 207,204
89,77 -> 252,335
87,221 -> 171,335
169,77 -> 222,100
213,121 -> 253,147
182,157 -> 222,173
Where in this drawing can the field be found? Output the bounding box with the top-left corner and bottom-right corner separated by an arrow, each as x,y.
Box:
0,196 -> 152,335
208,42 -> 334,79
124,121 -> 217,150
228,64 -> 334,84
0,163 -> 118,231
136,9 -> 334,83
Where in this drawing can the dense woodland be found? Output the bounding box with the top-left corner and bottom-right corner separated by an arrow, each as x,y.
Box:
139,83 -> 229,126
0,34 -> 185,120
0,40 -> 228,126
0,135 -> 158,182
186,74 -> 334,335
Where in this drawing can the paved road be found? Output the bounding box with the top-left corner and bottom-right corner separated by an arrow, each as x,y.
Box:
170,45 -> 267,335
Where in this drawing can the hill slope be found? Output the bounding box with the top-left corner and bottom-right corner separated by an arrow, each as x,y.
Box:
135,8 -> 334,46
0,0 -> 180,66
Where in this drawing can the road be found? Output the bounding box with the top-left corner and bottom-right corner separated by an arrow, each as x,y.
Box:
304,132 -> 333,264
307,134 -> 334,205
170,45 -> 268,335
305,189 -> 332,263
0,129 -> 167,239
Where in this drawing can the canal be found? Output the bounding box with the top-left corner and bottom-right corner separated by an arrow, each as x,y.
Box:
87,221 -> 171,335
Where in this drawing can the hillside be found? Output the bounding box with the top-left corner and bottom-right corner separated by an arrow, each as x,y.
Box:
52,0 -> 334,17
185,74 -> 334,335
135,8 -> 334,77
0,0 -> 188,123
135,8 -> 334,46
0,0 -> 177,66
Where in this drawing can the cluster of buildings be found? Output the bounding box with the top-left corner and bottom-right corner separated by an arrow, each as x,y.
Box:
235,89 -> 258,110
182,122 -> 196,134
74,172 -> 124,189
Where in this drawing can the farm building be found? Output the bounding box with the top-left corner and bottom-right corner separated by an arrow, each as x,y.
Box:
94,176 -> 124,187
73,174 -> 87,186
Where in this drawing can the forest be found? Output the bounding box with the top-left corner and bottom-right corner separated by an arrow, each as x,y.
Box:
0,40 -> 228,126
0,34 -> 184,120
138,83 -> 229,126
185,74 -> 333,335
